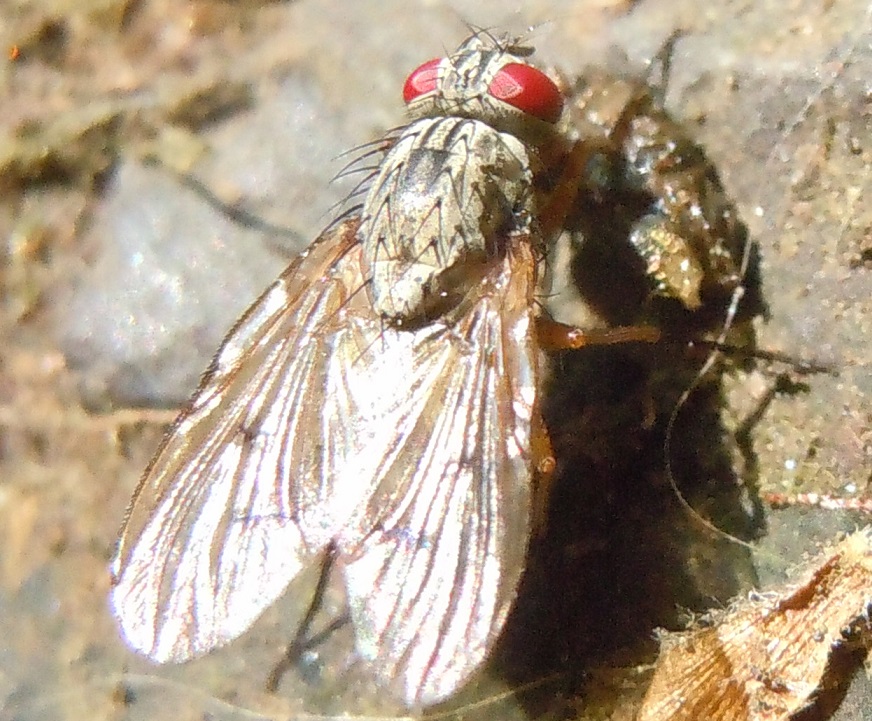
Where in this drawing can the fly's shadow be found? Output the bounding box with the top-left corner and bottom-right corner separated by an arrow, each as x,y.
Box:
489,36 -> 772,714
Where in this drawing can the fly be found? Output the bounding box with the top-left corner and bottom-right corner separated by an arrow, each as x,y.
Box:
109,32 -> 626,708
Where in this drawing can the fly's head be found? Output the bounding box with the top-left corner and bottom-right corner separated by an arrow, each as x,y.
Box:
402,34 -> 566,147
360,35 -> 572,330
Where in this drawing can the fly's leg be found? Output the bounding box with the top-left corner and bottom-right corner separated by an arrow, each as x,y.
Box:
537,137 -> 613,242
530,412 -> 556,536
529,317 -> 662,536
266,547 -> 349,693
536,316 -> 661,350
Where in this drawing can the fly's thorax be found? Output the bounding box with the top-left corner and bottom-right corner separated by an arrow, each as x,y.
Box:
359,116 -> 534,327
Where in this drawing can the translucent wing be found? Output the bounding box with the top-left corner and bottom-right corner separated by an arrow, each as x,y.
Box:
337,243 -> 539,706
111,220 -> 375,661
111,218 -> 539,706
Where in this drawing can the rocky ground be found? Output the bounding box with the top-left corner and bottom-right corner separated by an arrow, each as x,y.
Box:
1,1 -> 870,719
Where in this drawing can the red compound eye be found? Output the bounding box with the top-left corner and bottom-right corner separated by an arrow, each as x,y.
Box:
487,63 -> 564,123
403,58 -> 442,104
